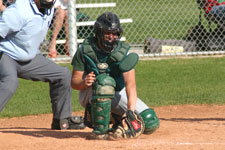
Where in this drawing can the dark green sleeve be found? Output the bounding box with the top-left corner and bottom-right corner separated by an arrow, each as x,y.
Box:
71,47 -> 85,71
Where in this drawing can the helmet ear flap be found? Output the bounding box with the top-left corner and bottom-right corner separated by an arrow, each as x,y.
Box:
117,26 -> 123,39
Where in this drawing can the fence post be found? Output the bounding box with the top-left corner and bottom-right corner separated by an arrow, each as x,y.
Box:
68,0 -> 77,57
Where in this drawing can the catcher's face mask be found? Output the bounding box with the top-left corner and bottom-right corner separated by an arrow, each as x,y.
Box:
94,12 -> 123,53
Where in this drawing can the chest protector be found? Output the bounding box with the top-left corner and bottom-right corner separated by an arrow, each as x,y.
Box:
81,37 -> 131,91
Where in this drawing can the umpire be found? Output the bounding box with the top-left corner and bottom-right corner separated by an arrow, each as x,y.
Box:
0,0 -> 85,130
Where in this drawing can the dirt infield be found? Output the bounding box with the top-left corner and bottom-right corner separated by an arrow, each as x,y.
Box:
0,104 -> 225,150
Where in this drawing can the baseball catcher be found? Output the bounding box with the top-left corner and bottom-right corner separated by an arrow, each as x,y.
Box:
71,12 -> 159,139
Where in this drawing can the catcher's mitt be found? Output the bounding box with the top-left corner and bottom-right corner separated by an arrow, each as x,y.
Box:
112,110 -> 145,139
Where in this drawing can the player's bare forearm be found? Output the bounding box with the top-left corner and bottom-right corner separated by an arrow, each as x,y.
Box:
71,70 -> 87,90
123,69 -> 137,111
71,70 -> 96,90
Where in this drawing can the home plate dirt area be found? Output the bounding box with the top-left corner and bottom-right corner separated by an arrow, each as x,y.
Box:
0,104 -> 225,150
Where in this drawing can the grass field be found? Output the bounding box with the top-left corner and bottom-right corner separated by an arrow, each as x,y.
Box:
1,57 -> 225,118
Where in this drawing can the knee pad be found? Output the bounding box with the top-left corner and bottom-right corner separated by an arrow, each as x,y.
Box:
91,74 -> 116,135
140,108 -> 160,134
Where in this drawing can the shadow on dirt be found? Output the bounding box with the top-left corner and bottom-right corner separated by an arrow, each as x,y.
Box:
0,127 -> 90,139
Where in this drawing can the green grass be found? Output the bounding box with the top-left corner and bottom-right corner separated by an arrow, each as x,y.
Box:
1,57 -> 225,118
135,57 -> 225,106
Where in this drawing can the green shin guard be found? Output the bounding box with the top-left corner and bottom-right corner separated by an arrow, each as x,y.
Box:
91,73 -> 116,135
140,108 -> 160,134
91,99 -> 111,134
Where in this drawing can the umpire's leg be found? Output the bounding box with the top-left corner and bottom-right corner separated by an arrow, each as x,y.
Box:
0,52 -> 19,112
18,54 -> 72,119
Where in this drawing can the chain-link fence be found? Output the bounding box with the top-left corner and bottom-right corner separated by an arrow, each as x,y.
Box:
39,0 -> 225,61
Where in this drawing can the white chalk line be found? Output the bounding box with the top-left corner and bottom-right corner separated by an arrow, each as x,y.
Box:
175,142 -> 225,145
129,141 -> 225,146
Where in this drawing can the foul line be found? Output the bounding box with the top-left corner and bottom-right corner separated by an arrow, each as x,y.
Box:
176,142 -> 225,145
131,141 -> 225,146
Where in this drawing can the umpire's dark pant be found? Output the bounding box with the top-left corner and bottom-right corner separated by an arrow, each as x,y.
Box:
0,53 -> 72,119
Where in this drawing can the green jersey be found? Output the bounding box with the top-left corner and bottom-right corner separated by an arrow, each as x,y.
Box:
71,37 -> 130,91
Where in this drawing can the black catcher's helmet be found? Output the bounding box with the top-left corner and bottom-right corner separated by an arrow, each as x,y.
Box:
94,12 -> 123,53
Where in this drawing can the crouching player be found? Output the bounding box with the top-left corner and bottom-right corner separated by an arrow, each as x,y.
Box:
71,12 -> 159,139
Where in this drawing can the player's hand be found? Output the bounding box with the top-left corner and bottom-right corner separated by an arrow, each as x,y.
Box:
84,71 -> 96,87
